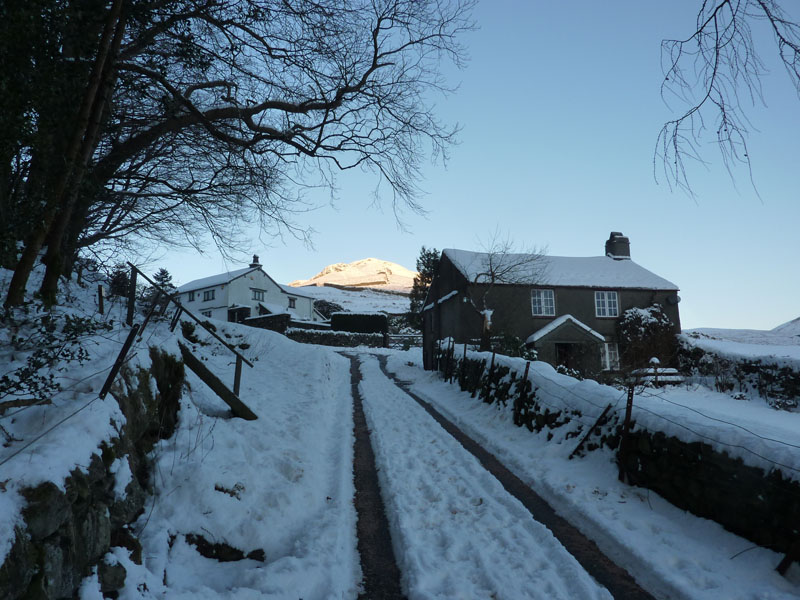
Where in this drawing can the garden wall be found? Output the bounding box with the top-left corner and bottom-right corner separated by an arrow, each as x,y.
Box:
433,345 -> 800,558
285,328 -> 386,348
0,349 -> 184,599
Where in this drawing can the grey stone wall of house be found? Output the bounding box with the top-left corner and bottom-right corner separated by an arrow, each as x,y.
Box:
423,251 -> 682,371
470,284 -> 681,345
0,351 -> 184,599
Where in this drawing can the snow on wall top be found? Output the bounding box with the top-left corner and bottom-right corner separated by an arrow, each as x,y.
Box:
443,248 -> 679,290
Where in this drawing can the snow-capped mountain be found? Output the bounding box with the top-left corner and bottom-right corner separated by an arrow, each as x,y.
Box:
289,258 -> 417,292
773,316 -> 800,337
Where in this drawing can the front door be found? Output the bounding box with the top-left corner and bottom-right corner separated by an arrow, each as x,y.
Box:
555,343 -> 576,369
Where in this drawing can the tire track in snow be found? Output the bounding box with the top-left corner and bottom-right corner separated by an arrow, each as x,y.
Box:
375,355 -> 656,600
343,353 -> 406,599
358,354 -> 614,600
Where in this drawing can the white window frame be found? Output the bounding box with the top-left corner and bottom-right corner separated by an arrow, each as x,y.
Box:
530,289 -> 555,316
252,289 -> 265,301
595,290 -> 619,317
288,297 -> 296,309
601,343 -> 620,371
203,289 -> 215,302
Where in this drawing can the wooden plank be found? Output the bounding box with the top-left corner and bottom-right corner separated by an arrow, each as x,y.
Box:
99,324 -> 140,400
234,355 -> 243,397
178,342 -> 258,421
570,404 -> 613,460
776,541 -> 800,576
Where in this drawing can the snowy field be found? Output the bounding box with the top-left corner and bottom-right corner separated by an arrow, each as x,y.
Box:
682,324 -> 800,366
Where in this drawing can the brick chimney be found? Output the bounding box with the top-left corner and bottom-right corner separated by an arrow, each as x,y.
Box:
605,232 -> 630,260
249,254 -> 261,268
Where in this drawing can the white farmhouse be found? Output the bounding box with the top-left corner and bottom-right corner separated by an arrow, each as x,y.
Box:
176,256 -> 322,323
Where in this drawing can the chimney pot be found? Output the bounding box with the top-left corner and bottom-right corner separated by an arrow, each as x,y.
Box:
249,254 -> 261,268
605,232 -> 630,260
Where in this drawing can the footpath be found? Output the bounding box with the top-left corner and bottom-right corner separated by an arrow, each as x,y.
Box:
344,352 -> 656,599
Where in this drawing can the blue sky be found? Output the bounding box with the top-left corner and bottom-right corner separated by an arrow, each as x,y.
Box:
158,1 -> 800,331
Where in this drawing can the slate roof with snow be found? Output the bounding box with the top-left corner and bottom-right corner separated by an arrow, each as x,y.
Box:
177,267 -> 256,292
443,249 -> 679,291
178,267 -> 313,299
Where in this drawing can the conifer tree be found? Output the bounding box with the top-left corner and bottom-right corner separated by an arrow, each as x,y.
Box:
409,246 -> 440,328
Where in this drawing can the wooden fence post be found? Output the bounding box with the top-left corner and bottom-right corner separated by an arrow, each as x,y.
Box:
570,404 -> 613,459
98,285 -> 104,315
126,266 -> 137,326
99,324 -> 140,399
137,292 -> 161,340
169,307 -> 183,332
234,355 -> 243,397
447,339 -> 456,383
618,384 -> 635,482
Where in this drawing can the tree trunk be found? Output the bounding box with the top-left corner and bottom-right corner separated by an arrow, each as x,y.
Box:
5,0 -> 125,307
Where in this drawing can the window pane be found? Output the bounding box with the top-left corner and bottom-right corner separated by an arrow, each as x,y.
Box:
595,292 -> 606,317
532,289 -> 555,316
608,292 -> 619,317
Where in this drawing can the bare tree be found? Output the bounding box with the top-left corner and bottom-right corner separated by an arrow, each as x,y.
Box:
469,230 -> 548,350
657,0 -> 800,193
4,0 -> 476,307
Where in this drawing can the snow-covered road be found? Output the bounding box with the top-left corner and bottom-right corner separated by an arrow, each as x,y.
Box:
357,354 -> 613,600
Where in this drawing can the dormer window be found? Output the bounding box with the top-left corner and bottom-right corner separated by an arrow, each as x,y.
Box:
595,291 -> 618,317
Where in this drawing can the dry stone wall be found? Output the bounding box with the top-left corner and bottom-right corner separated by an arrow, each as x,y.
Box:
0,348 -> 183,599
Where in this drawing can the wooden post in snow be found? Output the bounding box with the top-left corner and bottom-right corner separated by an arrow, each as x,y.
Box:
618,384 -> 635,482
98,285 -> 104,315
234,355 -> 243,397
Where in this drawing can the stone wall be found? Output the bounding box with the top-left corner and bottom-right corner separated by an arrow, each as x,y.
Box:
435,348 -> 800,558
0,348 -> 184,599
619,428 -> 800,554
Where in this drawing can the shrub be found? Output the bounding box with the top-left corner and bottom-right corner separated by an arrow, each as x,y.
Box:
617,304 -> 676,371
330,312 -> 388,334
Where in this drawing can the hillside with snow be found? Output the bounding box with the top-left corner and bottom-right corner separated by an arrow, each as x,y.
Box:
289,258 -> 417,292
683,316 -> 800,366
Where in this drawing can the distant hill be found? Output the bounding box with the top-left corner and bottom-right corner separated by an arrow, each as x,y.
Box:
289,257 -> 417,292
773,317 -> 800,337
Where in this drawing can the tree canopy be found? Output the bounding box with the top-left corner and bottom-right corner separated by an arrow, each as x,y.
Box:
2,0 -> 475,306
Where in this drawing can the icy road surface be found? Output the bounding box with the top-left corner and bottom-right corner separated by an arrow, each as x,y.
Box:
357,355 -> 612,600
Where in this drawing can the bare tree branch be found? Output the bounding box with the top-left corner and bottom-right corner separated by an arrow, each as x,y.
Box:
657,0 -> 800,194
